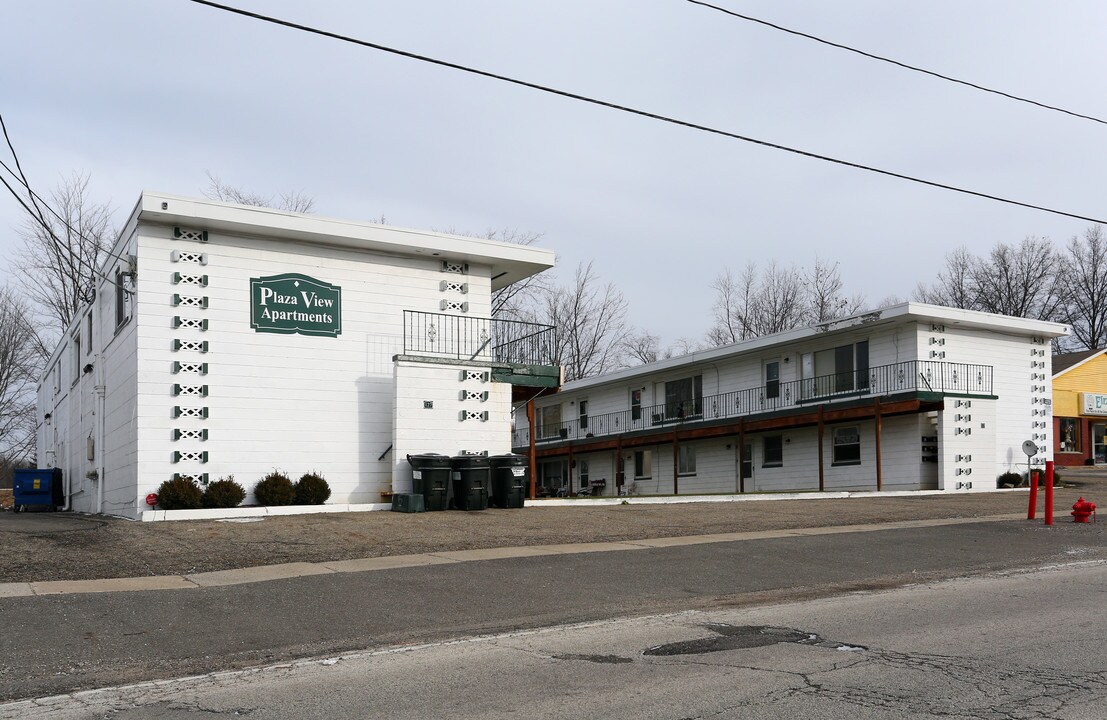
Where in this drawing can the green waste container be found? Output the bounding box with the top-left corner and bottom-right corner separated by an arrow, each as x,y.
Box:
450,455 -> 490,511
406,454 -> 451,511
489,454 -> 528,508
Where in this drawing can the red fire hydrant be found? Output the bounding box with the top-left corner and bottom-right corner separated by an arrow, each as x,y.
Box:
1071,497 -> 1096,524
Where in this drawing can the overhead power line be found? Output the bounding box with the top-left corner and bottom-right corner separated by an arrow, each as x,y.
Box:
687,0 -> 1107,127
184,0 -> 1106,225
0,113 -> 133,298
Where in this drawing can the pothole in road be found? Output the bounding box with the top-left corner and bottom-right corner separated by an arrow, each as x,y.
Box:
644,624 -> 866,657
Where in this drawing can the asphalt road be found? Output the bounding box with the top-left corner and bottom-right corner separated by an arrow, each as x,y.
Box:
8,556 -> 1107,718
1,516 -> 1104,707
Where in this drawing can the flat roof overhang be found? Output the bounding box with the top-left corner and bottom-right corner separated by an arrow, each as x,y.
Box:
133,192 -> 555,291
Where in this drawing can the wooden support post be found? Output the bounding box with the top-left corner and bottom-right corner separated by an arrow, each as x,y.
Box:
567,442 -> 574,496
874,397 -> 883,492
615,437 -> 623,496
527,399 -> 537,499
817,405 -> 825,492
673,432 -> 679,495
738,419 -> 746,494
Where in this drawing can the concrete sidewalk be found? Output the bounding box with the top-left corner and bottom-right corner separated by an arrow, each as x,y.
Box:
0,513 -> 1024,598
2,469 -> 1100,584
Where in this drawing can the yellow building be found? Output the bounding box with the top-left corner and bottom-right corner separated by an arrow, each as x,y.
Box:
1052,349 -> 1107,466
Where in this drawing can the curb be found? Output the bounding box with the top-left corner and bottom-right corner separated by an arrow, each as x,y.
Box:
0,513 -> 1025,598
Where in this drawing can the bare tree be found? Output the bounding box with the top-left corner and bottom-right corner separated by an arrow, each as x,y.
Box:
806,257 -> 865,323
203,172 -> 315,213
12,173 -> 114,338
1060,225 -> 1107,350
706,262 -> 809,345
536,262 -> 629,382
623,330 -> 663,365
972,237 -> 1064,320
0,287 -> 42,463
914,247 -> 976,309
486,229 -> 549,320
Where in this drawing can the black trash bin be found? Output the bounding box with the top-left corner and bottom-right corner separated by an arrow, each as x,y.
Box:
406,454 -> 451,511
450,455 -> 490,511
489,454 -> 528,508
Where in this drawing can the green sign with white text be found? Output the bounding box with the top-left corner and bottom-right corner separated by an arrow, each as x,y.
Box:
250,273 -> 342,338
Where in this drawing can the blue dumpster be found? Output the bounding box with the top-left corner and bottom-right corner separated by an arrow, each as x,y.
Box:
13,468 -> 63,512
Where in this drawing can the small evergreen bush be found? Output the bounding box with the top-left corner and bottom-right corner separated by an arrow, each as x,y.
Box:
156,476 -> 203,510
295,472 -> 331,505
254,471 -> 296,506
997,471 -> 1022,488
202,475 -> 246,509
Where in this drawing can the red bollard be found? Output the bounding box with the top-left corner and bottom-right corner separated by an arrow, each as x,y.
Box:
1044,460 -> 1055,526
1027,470 -> 1039,520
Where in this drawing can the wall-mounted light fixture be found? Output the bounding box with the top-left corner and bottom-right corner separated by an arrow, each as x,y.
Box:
82,363 -> 94,375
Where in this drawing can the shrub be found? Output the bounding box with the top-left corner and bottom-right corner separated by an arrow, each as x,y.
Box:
295,472 -> 331,505
156,476 -> 203,510
202,475 -> 246,509
254,471 -> 296,506
997,471 -> 1022,488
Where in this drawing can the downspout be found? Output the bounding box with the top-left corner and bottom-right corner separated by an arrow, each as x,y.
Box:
95,371 -> 106,515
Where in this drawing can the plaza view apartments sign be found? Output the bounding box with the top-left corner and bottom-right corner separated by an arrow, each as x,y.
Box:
250,273 -> 342,338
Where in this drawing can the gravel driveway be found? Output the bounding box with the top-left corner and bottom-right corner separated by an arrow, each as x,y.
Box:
2,473 -> 1101,583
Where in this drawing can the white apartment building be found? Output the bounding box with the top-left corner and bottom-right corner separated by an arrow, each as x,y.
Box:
36,192 -> 558,519
514,305 -> 1067,497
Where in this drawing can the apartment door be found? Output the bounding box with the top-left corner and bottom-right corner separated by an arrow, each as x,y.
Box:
736,442 -> 752,492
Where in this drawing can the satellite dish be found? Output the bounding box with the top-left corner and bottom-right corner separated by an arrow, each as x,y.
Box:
1022,439 -> 1038,457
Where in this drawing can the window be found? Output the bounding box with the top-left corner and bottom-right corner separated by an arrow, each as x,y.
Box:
765,361 -> 780,400
537,404 -> 562,439
813,341 -> 869,395
634,450 -> 652,478
72,335 -> 81,384
832,426 -> 861,465
86,312 -> 93,350
678,445 -> 696,475
1059,418 -> 1080,452
665,375 -> 702,420
115,267 -> 132,328
763,435 -> 783,467
630,389 -> 642,422
578,400 -> 588,430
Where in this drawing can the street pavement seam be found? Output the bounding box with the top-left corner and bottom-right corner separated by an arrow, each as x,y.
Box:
0,513 -> 1026,599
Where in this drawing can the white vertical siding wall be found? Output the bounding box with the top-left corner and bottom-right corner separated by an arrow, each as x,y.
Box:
392,360 -> 511,494
133,222 -> 496,509
915,323 -> 1047,486
35,233 -> 140,516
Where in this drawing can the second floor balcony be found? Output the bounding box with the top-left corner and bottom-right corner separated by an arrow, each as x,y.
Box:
513,359 -> 992,447
403,310 -> 560,388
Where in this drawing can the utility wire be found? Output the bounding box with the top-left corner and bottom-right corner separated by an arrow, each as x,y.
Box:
0,113 -> 134,291
687,0 -> 1107,127
1,113 -> 127,265
185,0 -> 1107,225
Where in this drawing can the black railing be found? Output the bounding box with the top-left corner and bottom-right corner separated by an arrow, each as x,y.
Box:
403,310 -> 557,366
513,359 -> 992,447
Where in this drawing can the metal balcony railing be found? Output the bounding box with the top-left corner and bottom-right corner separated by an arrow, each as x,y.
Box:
403,310 -> 557,366
513,359 -> 992,447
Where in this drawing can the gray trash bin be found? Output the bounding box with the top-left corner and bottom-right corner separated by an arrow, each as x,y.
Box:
406,454 -> 451,511
450,455 -> 490,511
489,454 -> 528,508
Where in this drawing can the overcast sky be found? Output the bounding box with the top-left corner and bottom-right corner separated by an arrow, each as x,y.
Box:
2,1 -> 1105,345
